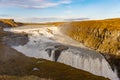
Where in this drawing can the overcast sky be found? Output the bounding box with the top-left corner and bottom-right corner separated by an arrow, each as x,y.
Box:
0,0 -> 120,22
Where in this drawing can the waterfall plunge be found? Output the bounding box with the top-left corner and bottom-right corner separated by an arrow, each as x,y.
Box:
4,26 -> 119,80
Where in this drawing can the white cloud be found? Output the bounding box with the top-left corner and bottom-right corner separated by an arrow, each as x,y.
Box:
64,18 -> 90,21
0,14 -> 10,17
13,17 -> 64,23
60,0 -> 71,4
65,10 -> 72,14
0,0 -> 72,9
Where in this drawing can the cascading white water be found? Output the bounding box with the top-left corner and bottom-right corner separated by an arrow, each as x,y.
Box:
4,26 -> 119,80
58,48 -> 119,80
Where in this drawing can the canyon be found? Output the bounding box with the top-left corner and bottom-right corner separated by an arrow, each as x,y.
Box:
0,19 -> 120,80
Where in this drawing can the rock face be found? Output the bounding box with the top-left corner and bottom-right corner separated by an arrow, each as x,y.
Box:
62,19 -> 120,57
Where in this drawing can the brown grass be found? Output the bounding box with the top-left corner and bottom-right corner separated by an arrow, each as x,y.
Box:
0,75 -> 52,80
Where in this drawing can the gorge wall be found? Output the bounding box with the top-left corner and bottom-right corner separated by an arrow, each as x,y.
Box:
62,19 -> 120,57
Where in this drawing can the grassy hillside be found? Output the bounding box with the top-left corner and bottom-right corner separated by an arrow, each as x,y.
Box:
0,75 -> 51,80
62,18 -> 120,57
0,19 -> 18,28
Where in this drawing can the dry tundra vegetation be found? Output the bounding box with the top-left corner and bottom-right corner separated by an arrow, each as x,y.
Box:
0,19 -> 110,80
60,18 -> 120,57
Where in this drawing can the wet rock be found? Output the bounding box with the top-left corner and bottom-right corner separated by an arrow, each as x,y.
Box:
45,45 -> 69,61
54,45 -> 69,61
45,48 -> 52,57
111,58 -> 120,78
2,32 -> 29,46
102,53 -> 120,78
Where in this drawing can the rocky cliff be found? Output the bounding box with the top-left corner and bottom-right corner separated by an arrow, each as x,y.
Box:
62,18 -> 120,57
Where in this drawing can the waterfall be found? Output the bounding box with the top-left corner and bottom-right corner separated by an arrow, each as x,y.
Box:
57,48 -> 119,80
4,26 -> 119,80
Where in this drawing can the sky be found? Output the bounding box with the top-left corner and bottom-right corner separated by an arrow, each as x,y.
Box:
0,0 -> 120,22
